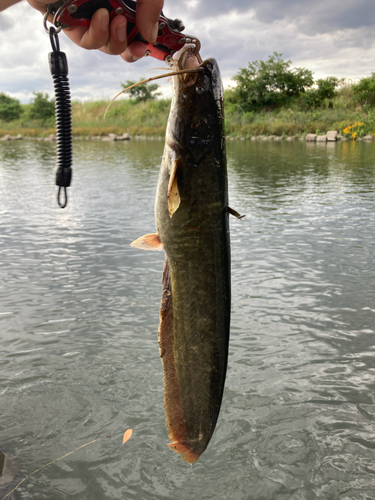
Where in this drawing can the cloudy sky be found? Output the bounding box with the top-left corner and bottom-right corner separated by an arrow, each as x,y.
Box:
1,0 -> 375,103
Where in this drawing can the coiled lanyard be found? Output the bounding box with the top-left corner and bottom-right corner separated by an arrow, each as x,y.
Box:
44,13 -> 72,209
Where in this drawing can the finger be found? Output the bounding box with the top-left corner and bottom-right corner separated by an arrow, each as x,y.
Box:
120,41 -> 148,63
26,0 -> 47,13
64,8 -> 109,50
136,0 -> 164,43
27,0 -> 61,14
105,14 -> 128,55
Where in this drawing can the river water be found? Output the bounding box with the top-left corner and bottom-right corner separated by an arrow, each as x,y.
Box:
0,138 -> 374,500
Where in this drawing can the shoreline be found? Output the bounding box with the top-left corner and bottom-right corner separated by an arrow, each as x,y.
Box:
2,131 -> 375,142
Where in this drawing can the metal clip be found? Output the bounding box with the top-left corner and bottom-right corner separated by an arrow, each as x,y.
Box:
43,8 -> 62,34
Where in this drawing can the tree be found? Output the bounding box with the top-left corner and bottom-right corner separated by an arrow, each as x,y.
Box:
299,77 -> 340,109
315,77 -> 340,100
28,92 -> 55,121
232,52 -> 314,111
352,74 -> 375,107
0,93 -> 22,122
121,80 -> 161,102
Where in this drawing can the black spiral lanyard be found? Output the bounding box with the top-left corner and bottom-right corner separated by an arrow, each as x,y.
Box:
44,13 -> 73,208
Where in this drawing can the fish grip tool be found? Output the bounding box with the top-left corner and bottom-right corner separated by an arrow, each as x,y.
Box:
44,12 -> 72,209
47,0 -> 200,64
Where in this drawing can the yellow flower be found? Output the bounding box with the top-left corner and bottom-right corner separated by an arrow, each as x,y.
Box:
343,121 -> 365,138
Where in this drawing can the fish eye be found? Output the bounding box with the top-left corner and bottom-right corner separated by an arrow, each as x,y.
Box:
196,86 -> 206,94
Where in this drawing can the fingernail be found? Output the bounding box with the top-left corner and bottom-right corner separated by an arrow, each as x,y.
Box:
117,22 -> 127,42
131,55 -> 143,61
101,11 -> 109,31
150,21 -> 159,43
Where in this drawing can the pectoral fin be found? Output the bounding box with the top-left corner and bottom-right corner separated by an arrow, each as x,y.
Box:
168,160 -> 181,218
130,233 -> 163,251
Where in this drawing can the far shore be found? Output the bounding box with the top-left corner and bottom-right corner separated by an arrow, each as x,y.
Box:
1,131 -> 374,143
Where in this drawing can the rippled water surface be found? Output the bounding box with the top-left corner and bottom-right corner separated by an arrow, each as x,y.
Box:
0,138 -> 374,499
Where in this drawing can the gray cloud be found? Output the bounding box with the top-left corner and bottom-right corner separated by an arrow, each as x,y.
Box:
0,12 -> 13,31
183,0 -> 375,33
1,0 -> 375,102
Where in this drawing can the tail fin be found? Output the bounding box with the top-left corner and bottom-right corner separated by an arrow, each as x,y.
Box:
167,442 -> 200,464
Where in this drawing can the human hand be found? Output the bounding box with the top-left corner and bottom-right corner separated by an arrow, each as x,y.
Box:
26,0 -> 164,62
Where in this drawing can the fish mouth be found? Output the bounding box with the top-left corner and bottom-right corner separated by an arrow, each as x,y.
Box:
173,45 -> 223,101
175,44 -> 202,86
177,44 -> 202,70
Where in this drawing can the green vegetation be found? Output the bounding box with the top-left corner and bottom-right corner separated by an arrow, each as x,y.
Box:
232,52 -> 314,111
224,84 -> 375,139
229,53 -> 343,113
71,97 -> 170,136
351,73 -> 375,107
0,93 -> 22,122
225,54 -> 375,138
2,55 -> 375,139
27,92 -> 55,124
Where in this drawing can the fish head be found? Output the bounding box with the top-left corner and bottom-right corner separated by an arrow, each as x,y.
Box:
167,46 -> 225,164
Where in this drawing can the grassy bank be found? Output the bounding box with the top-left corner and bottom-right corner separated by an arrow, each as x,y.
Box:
225,86 -> 375,138
1,86 -> 375,139
0,98 -> 171,138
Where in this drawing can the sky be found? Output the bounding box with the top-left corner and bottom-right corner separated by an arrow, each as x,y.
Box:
1,0 -> 375,103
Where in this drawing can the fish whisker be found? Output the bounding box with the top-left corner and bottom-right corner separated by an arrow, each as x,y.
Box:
104,69 -> 201,118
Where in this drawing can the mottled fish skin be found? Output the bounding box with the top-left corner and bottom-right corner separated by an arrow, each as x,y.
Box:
155,48 -> 230,463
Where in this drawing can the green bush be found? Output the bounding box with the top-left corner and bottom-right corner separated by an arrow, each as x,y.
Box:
0,93 -> 22,122
28,92 -> 55,122
352,73 -> 375,107
232,52 -> 314,111
294,77 -> 340,110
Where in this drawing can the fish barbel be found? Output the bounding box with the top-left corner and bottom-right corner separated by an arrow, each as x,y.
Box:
132,45 -> 230,463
